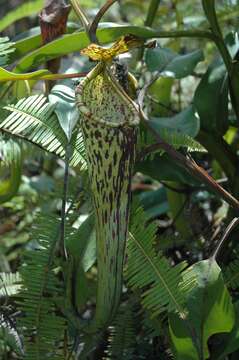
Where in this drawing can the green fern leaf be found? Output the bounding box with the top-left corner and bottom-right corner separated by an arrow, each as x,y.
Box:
139,127 -> 206,160
18,214 -> 66,360
0,137 -> 21,166
160,129 -> 206,152
0,137 -> 22,203
0,95 -> 87,168
0,37 -> 15,67
105,303 -> 137,360
70,129 -> 87,168
0,272 -> 21,298
1,95 -> 66,155
126,207 -> 194,318
0,312 -> 24,356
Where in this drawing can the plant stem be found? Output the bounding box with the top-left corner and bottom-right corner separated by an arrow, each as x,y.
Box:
145,0 -> 161,27
201,0 -> 239,120
70,0 -> 90,38
202,0 -> 232,71
139,108 -> 239,210
40,71 -> 88,80
211,217 -> 239,260
0,71 -> 88,83
138,0 -> 161,60
89,0 -> 117,43
154,29 -> 214,40
196,130 -> 237,182
58,143 -> 71,260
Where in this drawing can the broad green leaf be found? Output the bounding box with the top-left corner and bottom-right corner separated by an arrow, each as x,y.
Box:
194,59 -> 229,135
66,214 -> 96,311
0,0 -> 43,32
150,105 -> 200,138
67,213 -> 95,268
81,229 -> 96,272
210,301 -> 239,359
145,47 -> 175,72
12,24 -> 200,73
165,50 -> 204,79
0,67 -> 50,82
169,259 -> 235,360
146,47 -> 204,78
49,84 -> 78,141
137,187 -> 169,220
74,266 -> 96,312
149,77 -> 174,116
0,159 -> 22,204
226,31 -> 239,58
12,23 -> 79,62
0,37 -> 15,67
202,0 -> 222,38
29,174 -> 54,194
136,153 -> 199,185
166,182 -> 193,240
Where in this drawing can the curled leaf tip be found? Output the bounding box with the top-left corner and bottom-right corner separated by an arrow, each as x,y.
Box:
80,34 -> 146,62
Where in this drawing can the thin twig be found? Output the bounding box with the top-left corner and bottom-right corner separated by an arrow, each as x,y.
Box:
138,0 -> 161,59
101,44 -> 239,209
147,94 -> 177,114
160,181 -> 192,194
136,75 -> 239,210
211,218 -> 239,261
145,0 -> 161,27
138,108 -> 239,210
171,197 -> 189,229
59,143 -> 71,260
89,0 -> 118,43
0,82 -> 14,99
138,71 -> 161,109
70,0 -> 90,30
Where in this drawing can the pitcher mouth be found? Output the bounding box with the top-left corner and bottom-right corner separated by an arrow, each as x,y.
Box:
75,63 -> 140,128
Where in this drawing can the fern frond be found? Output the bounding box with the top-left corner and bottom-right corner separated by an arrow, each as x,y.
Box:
1,95 -> 66,155
0,137 -> 21,166
105,303 -> 137,360
160,129 -> 206,153
0,311 -> 23,356
18,214 -> 66,360
0,37 -> 15,67
0,272 -> 21,298
0,95 -> 87,168
70,129 -> 87,169
0,137 -> 22,203
140,128 -> 206,160
126,207 -> 194,318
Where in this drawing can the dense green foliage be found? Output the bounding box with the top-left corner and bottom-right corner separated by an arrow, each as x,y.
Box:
1,0 -> 239,359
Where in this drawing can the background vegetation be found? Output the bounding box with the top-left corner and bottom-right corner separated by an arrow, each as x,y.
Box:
1,0 -> 239,359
